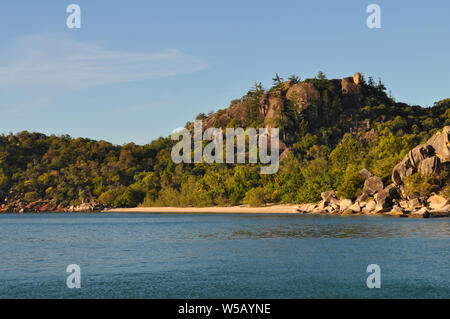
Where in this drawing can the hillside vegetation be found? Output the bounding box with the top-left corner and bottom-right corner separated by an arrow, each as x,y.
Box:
1,72 -> 449,211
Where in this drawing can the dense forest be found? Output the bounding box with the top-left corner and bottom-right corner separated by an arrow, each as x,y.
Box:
1,72 -> 449,210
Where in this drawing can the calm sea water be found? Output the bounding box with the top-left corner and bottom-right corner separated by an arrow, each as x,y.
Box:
0,213 -> 449,298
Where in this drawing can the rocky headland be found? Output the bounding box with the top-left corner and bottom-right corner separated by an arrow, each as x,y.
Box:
297,126 -> 450,218
0,73 -> 448,215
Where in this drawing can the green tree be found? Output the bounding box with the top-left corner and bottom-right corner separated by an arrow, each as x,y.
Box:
316,71 -> 327,80
244,187 -> 267,207
272,73 -> 284,86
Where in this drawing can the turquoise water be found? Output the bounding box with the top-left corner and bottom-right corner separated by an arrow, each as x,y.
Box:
0,213 -> 449,298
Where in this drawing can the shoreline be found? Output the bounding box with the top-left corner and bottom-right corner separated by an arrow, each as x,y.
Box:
103,202 -> 449,218
104,204 -> 299,214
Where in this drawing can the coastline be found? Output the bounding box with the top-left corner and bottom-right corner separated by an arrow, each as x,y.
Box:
103,200 -> 449,218
104,204 -> 299,214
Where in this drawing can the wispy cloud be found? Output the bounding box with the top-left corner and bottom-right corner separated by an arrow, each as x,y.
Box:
0,33 -> 210,92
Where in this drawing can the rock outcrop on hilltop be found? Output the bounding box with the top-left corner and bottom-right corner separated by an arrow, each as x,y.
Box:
193,72 -> 366,160
298,126 -> 450,218
285,82 -> 321,113
199,72 -> 365,133
342,72 -> 363,95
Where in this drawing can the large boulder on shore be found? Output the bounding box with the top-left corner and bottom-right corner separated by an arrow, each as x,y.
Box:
426,126 -> 450,162
339,199 -> 353,212
349,202 -> 362,213
384,184 -> 400,198
408,144 -> 435,169
321,190 -> 337,203
399,198 -> 422,211
392,127 -> 450,186
410,207 -> 430,218
69,202 -> 104,212
427,195 -> 448,210
392,157 -> 415,185
362,200 -> 376,214
363,176 -> 384,195
356,192 -> 369,203
419,156 -> 441,176
374,190 -> 393,212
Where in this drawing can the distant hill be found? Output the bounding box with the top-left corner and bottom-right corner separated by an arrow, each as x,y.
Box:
0,72 -> 449,212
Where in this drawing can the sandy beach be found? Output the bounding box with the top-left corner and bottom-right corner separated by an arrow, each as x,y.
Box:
104,204 -> 299,214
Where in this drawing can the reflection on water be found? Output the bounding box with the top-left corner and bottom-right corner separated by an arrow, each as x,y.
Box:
197,216 -> 450,240
0,213 -> 449,298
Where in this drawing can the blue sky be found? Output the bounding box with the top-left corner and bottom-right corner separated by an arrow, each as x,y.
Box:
1,0 -> 449,144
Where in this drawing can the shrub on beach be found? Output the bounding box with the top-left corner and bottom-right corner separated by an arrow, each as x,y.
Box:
244,187 -> 268,207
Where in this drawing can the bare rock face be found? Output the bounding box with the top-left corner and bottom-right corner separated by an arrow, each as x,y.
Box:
408,144 -> 435,169
392,127 -> 450,185
349,202 -> 362,213
261,84 -> 306,132
384,184 -> 401,199
429,208 -> 450,217
324,206 -> 339,214
286,82 -> 320,114
261,90 -> 284,126
419,156 -> 441,176
200,100 -> 246,130
358,170 -> 390,209
321,190 -> 337,203
387,202 -> 408,217
279,147 -> 291,161
297,203 -> 318,213
356,192 -> 369,203
341,209 -> 355,216
363,176 -> 384,195
410,207 -> 430,218
399,198 -> 422,211
339,199 -> 353,212
279,80 -> 294,92
427,195 -> 448,210
317,194 -> 340,212
69,202 -> 103,212
392,157 -> 415,185
362,200 -> 376,214
426,126 -> 450,162
374,190 -> 393,212
388,205 -> 405,216
342,73 -> 363,95
353,72 -> 362,85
